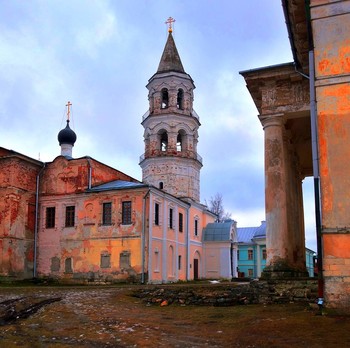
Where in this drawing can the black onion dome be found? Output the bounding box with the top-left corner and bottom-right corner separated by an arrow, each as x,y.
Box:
58,120 -> 77,146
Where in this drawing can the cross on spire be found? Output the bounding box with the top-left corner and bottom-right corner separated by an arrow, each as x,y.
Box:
66,101 -> 72,121
165,17 -> 175,33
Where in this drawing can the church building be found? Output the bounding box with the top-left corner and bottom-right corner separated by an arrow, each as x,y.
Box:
0,22 -> 217,283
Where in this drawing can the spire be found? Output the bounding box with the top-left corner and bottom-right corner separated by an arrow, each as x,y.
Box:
157,17 -> 185,74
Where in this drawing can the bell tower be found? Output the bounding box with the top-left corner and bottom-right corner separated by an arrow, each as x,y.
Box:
140,18 -> 202,202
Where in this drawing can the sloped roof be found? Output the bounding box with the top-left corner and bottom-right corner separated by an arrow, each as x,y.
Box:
237,221 -> 266,243
88,180 -> 147,192
157,32 -> 185,74
203,221 -> 234,242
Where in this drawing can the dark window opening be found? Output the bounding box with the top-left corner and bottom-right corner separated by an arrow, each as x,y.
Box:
122,201 -> 132,225
159,182 -> 164,190
102,202 -> 112,225
46,207 -> 56,229
65,206 -> 75,227
179,213 -> 183,232
160,132 -> 168,152
177,89 -> 184,109
262,249 -> 267,260
237,250 -> 240,260
169,208 -> 173,229
155,203 -> 160,225
178,255 -> 182,270
194,219 -> 198,236
161,88 -> 169,108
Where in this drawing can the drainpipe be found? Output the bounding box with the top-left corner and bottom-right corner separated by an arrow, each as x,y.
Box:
185,204 -> 190,280
305,0 -> 324,309
141,189 -> 150,284
309,49 -> 324,308
34,163 -> 46,278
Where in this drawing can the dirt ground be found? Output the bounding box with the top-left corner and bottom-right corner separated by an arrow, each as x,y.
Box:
0,285 -> 350,347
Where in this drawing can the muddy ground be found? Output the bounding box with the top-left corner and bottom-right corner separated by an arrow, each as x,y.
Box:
0,285 -> 349,347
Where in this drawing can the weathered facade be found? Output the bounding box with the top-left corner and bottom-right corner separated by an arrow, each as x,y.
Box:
241,0 -> 350,310
0,27 -> 217,284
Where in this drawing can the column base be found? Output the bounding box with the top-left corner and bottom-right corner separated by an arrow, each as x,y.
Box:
261,259 -> 309,279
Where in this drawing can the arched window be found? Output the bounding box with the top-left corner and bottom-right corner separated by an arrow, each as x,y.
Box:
177,133 -> 182,152
160,131 -> 168,152
161,88 -> 169,109
159,182 -> 164,190
177,89 -> 184,109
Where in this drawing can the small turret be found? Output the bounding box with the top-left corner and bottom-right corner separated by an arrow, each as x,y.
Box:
58,101 -> 77,158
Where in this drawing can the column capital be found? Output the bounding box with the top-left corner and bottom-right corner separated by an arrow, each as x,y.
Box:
259,113 -> 285,130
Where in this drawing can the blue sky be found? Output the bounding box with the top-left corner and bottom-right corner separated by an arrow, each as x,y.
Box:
0,0 -> 316,250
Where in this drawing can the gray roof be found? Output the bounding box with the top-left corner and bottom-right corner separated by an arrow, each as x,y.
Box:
88,180 -> 147,192
237,221 -> 266,244
203,221 -> 234,242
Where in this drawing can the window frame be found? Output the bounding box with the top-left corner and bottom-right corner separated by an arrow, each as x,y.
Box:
179,212 -> 183,232
102,202 -> 112,225
169,208 -> 173,229
155,202 -> 160,226
65,206 -> 75,228
122,201 -> 132,225
194,218 -> 199,236
46,206 -> 56,229
248,249 -> 254,260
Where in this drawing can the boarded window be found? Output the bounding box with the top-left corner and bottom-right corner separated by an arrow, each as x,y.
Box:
101,253 -> 111,268
46,207 -> 56,229
65,258 -> 73,273
51,256 -> 60,272
102,202 -> 112,225
122,201 -> 132,225
65,206 -> 75,227
120,251 -> 131,269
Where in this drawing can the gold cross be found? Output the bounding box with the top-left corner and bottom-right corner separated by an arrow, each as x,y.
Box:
165,17 -> 175,33
66,101 -> 72,121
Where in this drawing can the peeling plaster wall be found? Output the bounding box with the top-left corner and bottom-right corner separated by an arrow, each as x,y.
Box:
311,0 -> 350,309
0,154 -> 41,278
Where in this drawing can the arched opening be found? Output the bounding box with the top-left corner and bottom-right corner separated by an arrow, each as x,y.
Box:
159,182 -> 164,190
161,88 -> 169,109
176,133 -> 182,152
160,131 -> 168,152
177,89 -> 184,109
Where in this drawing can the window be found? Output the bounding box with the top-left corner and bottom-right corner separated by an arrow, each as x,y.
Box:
178,255 -> 182,270
101,253 -> 111,268
248,269 -> 253,277
122,201 -> 132,225
46,207 -> 56,228
176,133 -> 182,152
169,208 -> 173,229
65,258 -> 73,273
155,203 -> 160,225
50,257 -> 60,272
262,249 -> 267,260
248,249 -> 253,260
237,250 -> 240,260
120,251 -> 131,269
159,182 -> 163,190
194,219 -> 198,236
179,213 -> 183,232
161,88 -> 169,108
177,89 -> 184,109
160,131 -> 168,152
65,206 -> 75,227
102,202 -> 112,225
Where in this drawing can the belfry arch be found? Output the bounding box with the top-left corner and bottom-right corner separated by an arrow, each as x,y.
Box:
241,63 -> 311,278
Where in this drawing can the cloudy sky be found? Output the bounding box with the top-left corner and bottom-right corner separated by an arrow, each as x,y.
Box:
0,0 -> 316,250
